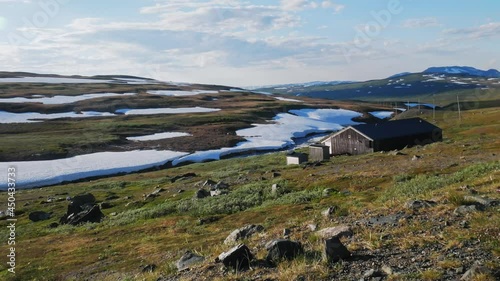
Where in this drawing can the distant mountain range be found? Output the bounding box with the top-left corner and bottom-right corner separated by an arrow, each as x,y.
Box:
251,66 -> 500,104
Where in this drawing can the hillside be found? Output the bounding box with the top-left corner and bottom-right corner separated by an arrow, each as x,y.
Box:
254,67 -> 500,106
0,105 -> 498,280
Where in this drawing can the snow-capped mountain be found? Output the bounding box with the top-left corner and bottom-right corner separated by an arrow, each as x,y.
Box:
245,80 -> 353,91
424,66 -> 500,78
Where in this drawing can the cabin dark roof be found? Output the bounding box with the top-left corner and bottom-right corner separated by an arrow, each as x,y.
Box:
351,118 -> 441,140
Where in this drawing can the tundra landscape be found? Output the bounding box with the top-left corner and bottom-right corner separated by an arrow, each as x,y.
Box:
0,1 -> 499,281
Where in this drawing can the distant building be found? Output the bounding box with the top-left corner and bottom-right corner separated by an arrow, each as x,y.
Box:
309,144 -> 330,162
286,152 -> 308,165
321,118 -> 442,155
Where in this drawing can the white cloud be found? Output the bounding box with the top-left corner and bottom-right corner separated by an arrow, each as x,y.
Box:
444,22 -> 500,39
403,17 -> 440,28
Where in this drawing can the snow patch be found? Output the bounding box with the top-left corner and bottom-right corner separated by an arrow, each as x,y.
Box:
274,97 -> 303,103
127,132 -> 191,141
0,150 -> 188,190
0,92 -> 136,105
148,90 -> 219,97
116,107 -> 220,115
370,111 -> 394,119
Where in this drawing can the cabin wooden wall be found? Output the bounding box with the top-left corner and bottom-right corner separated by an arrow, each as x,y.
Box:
328,128 -> 373,155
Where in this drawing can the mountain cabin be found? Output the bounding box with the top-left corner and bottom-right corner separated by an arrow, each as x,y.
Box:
321,118 -> 442,155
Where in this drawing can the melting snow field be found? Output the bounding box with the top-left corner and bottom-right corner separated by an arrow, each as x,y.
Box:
172,109 -> 362,165
0,111 -> 116,123
127,132 -> 191,141
148,90 -> 219,96
0,93 -> 136,105
0,151 -> 187,190
370,111 -> 394,119
116,107 -> 221,115
0,108 -> 362,189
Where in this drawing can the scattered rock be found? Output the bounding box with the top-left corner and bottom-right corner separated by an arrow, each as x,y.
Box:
464,196 -> 499,207
381,265 -> 393,275
316,225 -> 353,240
454,205 -> 479,216
307,224 -> 318,231
322,206 -> 336,218
28,211 -> 51,222
460,261 -> 490,280
411,155 -> 421,161
203,179 -> 217,188
210,189 -> 227,197
404,200 -> 437,210
389,150 -> 405,156
283,228 -> 291,237
271,184 -> 280,195
323,237 -> 351,263
216,244 -> 253,270
224,224 -> 264,245
363,268 -> 385,279
171,173 -> 197,183
366,213 -> 404,226
271,172 -> 281,178
176,251 -> 205,271
198,216 -> 220,225
265,239 -> 303,263
60,194 -> 104,225
194,189 -> 210,199
48,222 -> 59,228
64,205 -> 105,226
141,264 -> 157,273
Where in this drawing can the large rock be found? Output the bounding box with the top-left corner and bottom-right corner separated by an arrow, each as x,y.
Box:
323,237 -> 351,263
216,244 -> 253,270
194,189 -> 210,199
28,211 -> 51,222
460,261 -> 490,280
454,205 -> 480,216
316,225 -> 353,240
176,251 -> 205,271
65,205 -> 105,225
265,239 -> 303,263
464,196 -> 499,207
317,225 -> 353,263
60,193 -> 104,225
224,224 -> 264,245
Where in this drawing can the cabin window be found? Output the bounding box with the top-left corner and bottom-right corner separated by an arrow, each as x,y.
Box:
348,134 -> 351,139
368,141 -> 373,148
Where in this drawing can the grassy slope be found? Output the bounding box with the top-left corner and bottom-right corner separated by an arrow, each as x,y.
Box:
0,106 -> 498,280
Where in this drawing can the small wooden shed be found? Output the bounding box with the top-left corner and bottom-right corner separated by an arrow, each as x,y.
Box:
286,152 -> 308,165
309,144 -> 330,162
321,118 -> 442,155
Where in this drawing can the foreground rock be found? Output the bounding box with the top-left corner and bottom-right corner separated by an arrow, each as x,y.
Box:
29,211 -> 51,222
60,193 -> 104,225
216,244 -> 253,270
404,200 -> 437,210
317,225 -> 353,263
224,224 -> 264,245
265,239 -> 303,263
176,251 -> 205,271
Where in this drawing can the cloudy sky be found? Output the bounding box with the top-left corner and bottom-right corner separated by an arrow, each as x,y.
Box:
0,0 -> 499,86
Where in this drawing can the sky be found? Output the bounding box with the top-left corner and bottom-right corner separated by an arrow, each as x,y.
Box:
0,0 -> 499,87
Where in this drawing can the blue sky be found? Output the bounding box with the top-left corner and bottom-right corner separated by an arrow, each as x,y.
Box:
0,0 -> 499,86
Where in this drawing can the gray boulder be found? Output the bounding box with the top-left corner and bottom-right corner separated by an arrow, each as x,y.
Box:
194,189 -> 210,199
317,225 -> 353,263
464,196 -> 499,207
323,237 -> 351,263
216,244 -> 253,270
176,251 -> 204,271
224,224 -> 264,245
454,205 -> 480,216
29,211 -> 51,222
265,239 -> 303,263
405,200 -> 437,210
322,206 -> 336,217
461,261 -> 490,280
